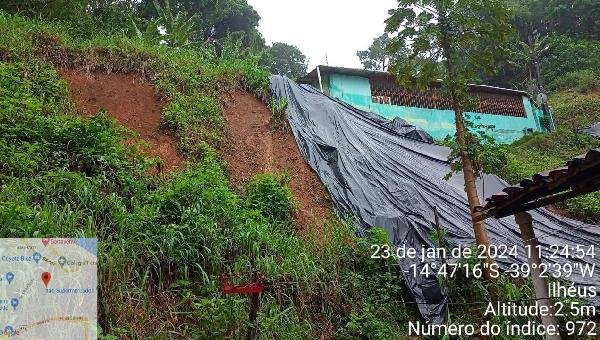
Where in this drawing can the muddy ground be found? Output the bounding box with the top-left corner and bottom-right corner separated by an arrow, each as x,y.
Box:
60,69 -> 183,172
60,70 -> 332,229
219,91 -> 332,230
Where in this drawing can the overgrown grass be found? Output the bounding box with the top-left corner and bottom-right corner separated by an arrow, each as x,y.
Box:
550,91 -> 600,130
0,11 -> 416,338
498,90 -> 600,223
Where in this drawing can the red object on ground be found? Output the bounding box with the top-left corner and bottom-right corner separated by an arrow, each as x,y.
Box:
220,273 -> 265,294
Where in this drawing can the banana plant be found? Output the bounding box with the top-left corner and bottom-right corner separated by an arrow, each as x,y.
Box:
130,0 -> 198,48
153,0 -> 198,48
506,34 -> 550,83
130,18 -> 160,45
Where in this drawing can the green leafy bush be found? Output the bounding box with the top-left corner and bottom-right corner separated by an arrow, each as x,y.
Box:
270,97 -> 289,131
550,92 -> 600,129
542,35 -> 600,86
549,69 -> 599,94
246,173 -> 295,229
442,115 -> 508,179
561,192 -> 600,224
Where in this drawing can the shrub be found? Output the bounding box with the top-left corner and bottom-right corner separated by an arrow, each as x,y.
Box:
245,173 -> 295,229
550,91 -> 600,129
542,35 -> 600,86
269,97 -> 289,131
549,69 -> 599,94
163,94 -> 221,130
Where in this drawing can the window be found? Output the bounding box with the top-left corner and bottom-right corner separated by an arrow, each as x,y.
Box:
369,79 -> 526,117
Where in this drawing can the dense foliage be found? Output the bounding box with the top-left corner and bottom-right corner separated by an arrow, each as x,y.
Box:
482,0 -> 600,89
262,42 -> 307,80
356,34 -> 393,71
0,10 -> 415,338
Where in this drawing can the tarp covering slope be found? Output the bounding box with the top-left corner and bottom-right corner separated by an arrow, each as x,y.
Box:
270,75 -> 600,324
582,121 -> 600,138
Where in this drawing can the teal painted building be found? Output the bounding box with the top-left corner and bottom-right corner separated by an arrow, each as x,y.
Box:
299,66 -> 550,143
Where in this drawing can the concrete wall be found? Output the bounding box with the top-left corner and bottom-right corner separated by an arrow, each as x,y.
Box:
327,72 -> 545,144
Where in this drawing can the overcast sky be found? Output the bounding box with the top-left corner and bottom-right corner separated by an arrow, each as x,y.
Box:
247,0 -> 398,71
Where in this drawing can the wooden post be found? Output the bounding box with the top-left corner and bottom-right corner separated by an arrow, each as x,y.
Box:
515,212 -> 561,340
316,66 -> 324,93
247,272 -> 261,340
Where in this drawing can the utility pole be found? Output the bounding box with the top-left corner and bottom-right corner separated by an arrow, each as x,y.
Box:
528,34 -> 554,131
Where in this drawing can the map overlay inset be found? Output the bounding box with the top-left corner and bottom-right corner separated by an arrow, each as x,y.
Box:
0,238 -> 97,339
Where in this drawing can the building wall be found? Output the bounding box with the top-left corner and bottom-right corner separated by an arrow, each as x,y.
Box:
327,72 -> 545,144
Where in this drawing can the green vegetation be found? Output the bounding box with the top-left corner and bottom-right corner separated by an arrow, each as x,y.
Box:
246,173 -> 295,229
0,9 -> 415,338
262,42 -> 308,80
549,70 -> 599,94
498,110 -> 600,223
484,1 -> 600,219
0,0 -> 598,338
269,97 -> 289,131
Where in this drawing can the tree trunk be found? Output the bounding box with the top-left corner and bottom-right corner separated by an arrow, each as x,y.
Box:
437,6 -> 494,280
447,67 -> 495,281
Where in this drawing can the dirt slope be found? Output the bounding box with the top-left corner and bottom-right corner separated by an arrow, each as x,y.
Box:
60,69 -> 183,172
220,91 -> 332,229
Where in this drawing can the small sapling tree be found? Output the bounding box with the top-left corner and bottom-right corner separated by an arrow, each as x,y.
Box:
385,0 -> 513,279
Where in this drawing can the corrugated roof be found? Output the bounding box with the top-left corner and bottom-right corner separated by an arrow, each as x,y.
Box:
299,65 -> 529,97
475,148 -> 600,220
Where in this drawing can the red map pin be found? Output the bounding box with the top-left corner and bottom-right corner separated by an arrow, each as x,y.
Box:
42,238 -> 50,247
41,272 -> 51,287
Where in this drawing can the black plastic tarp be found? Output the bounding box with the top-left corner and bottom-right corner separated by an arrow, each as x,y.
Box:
270,75 -> 600,324
582,122 -> 600,138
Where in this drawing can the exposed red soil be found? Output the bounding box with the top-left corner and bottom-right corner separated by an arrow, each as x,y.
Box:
220,91 -> 332,229
60,69 -> 183,172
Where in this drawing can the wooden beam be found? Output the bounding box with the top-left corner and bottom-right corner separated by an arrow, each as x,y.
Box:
494,178 -> 600,218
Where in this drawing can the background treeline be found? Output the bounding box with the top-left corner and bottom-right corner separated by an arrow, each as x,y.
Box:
486,0 -> 600,91
0,0 -> 309,79
357,0 -> 599,92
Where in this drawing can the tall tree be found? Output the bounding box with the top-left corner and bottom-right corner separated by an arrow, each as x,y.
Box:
265,42 -> 307,79
356,33 -> 393,71
139,0 -> 263,48
506,34 -> 550,93
385,0 -> 512,279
